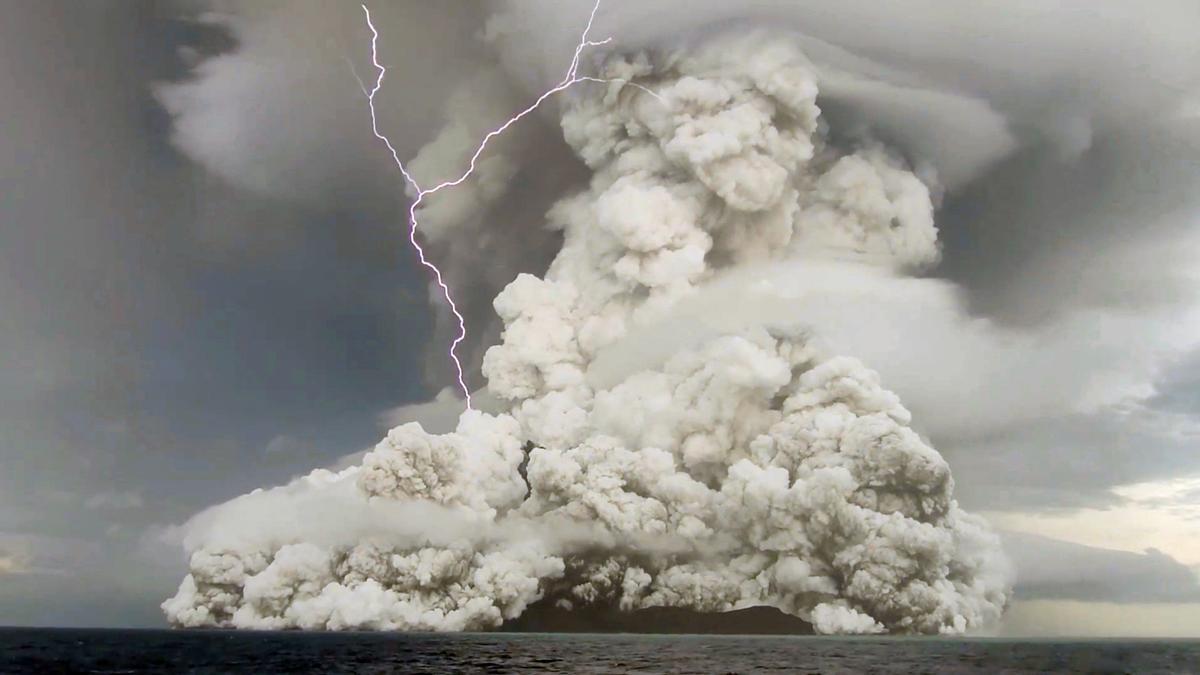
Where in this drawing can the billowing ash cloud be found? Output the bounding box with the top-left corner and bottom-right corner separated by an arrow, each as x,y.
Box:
163,31 -> 1011,635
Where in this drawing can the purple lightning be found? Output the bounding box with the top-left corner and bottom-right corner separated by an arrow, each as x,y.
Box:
360,0 -> 620,410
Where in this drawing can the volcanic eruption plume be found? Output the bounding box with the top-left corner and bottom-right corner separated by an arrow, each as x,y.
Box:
162,2 -> 1011,635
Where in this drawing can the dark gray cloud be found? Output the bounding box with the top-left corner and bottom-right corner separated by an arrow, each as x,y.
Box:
939,120 -> 1200,324
945,402 -> 1200,511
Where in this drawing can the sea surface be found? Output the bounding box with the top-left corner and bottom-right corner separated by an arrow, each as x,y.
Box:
1,628 -> 1198,674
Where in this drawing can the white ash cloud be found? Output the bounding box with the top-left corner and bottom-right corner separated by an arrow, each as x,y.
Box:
164,32 -> 1012,635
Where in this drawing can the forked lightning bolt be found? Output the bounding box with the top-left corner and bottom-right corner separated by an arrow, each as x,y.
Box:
360,0 -> 633,410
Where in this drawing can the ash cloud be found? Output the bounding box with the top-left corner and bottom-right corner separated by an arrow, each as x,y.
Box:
164,29 -> 1013,635
152,0 -> 1200,638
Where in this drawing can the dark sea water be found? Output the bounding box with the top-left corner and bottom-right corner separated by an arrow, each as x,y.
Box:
1,629 -> 1198,674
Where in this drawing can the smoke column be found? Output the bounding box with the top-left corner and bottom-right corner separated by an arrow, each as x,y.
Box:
163,9 -> 1011,635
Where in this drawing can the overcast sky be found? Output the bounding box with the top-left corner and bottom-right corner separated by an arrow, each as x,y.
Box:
2,0 -> 1200,635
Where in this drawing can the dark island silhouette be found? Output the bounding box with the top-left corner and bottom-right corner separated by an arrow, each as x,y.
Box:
499,600 -> 816,635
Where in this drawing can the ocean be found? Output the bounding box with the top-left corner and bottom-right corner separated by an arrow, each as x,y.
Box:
1,628 -> 1197,673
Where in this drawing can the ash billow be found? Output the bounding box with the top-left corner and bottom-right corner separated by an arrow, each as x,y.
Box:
164,33 -> 1010,635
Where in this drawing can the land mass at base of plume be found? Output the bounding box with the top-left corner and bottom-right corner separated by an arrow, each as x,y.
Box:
497,602 -> 816,635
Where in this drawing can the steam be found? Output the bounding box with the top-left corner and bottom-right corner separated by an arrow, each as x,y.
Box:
163,27 -> 1013,635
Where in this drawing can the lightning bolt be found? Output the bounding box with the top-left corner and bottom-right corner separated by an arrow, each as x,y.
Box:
361,1 -> 661,410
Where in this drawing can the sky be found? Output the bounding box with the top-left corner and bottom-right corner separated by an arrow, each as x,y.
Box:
2,0 -> 1200,635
